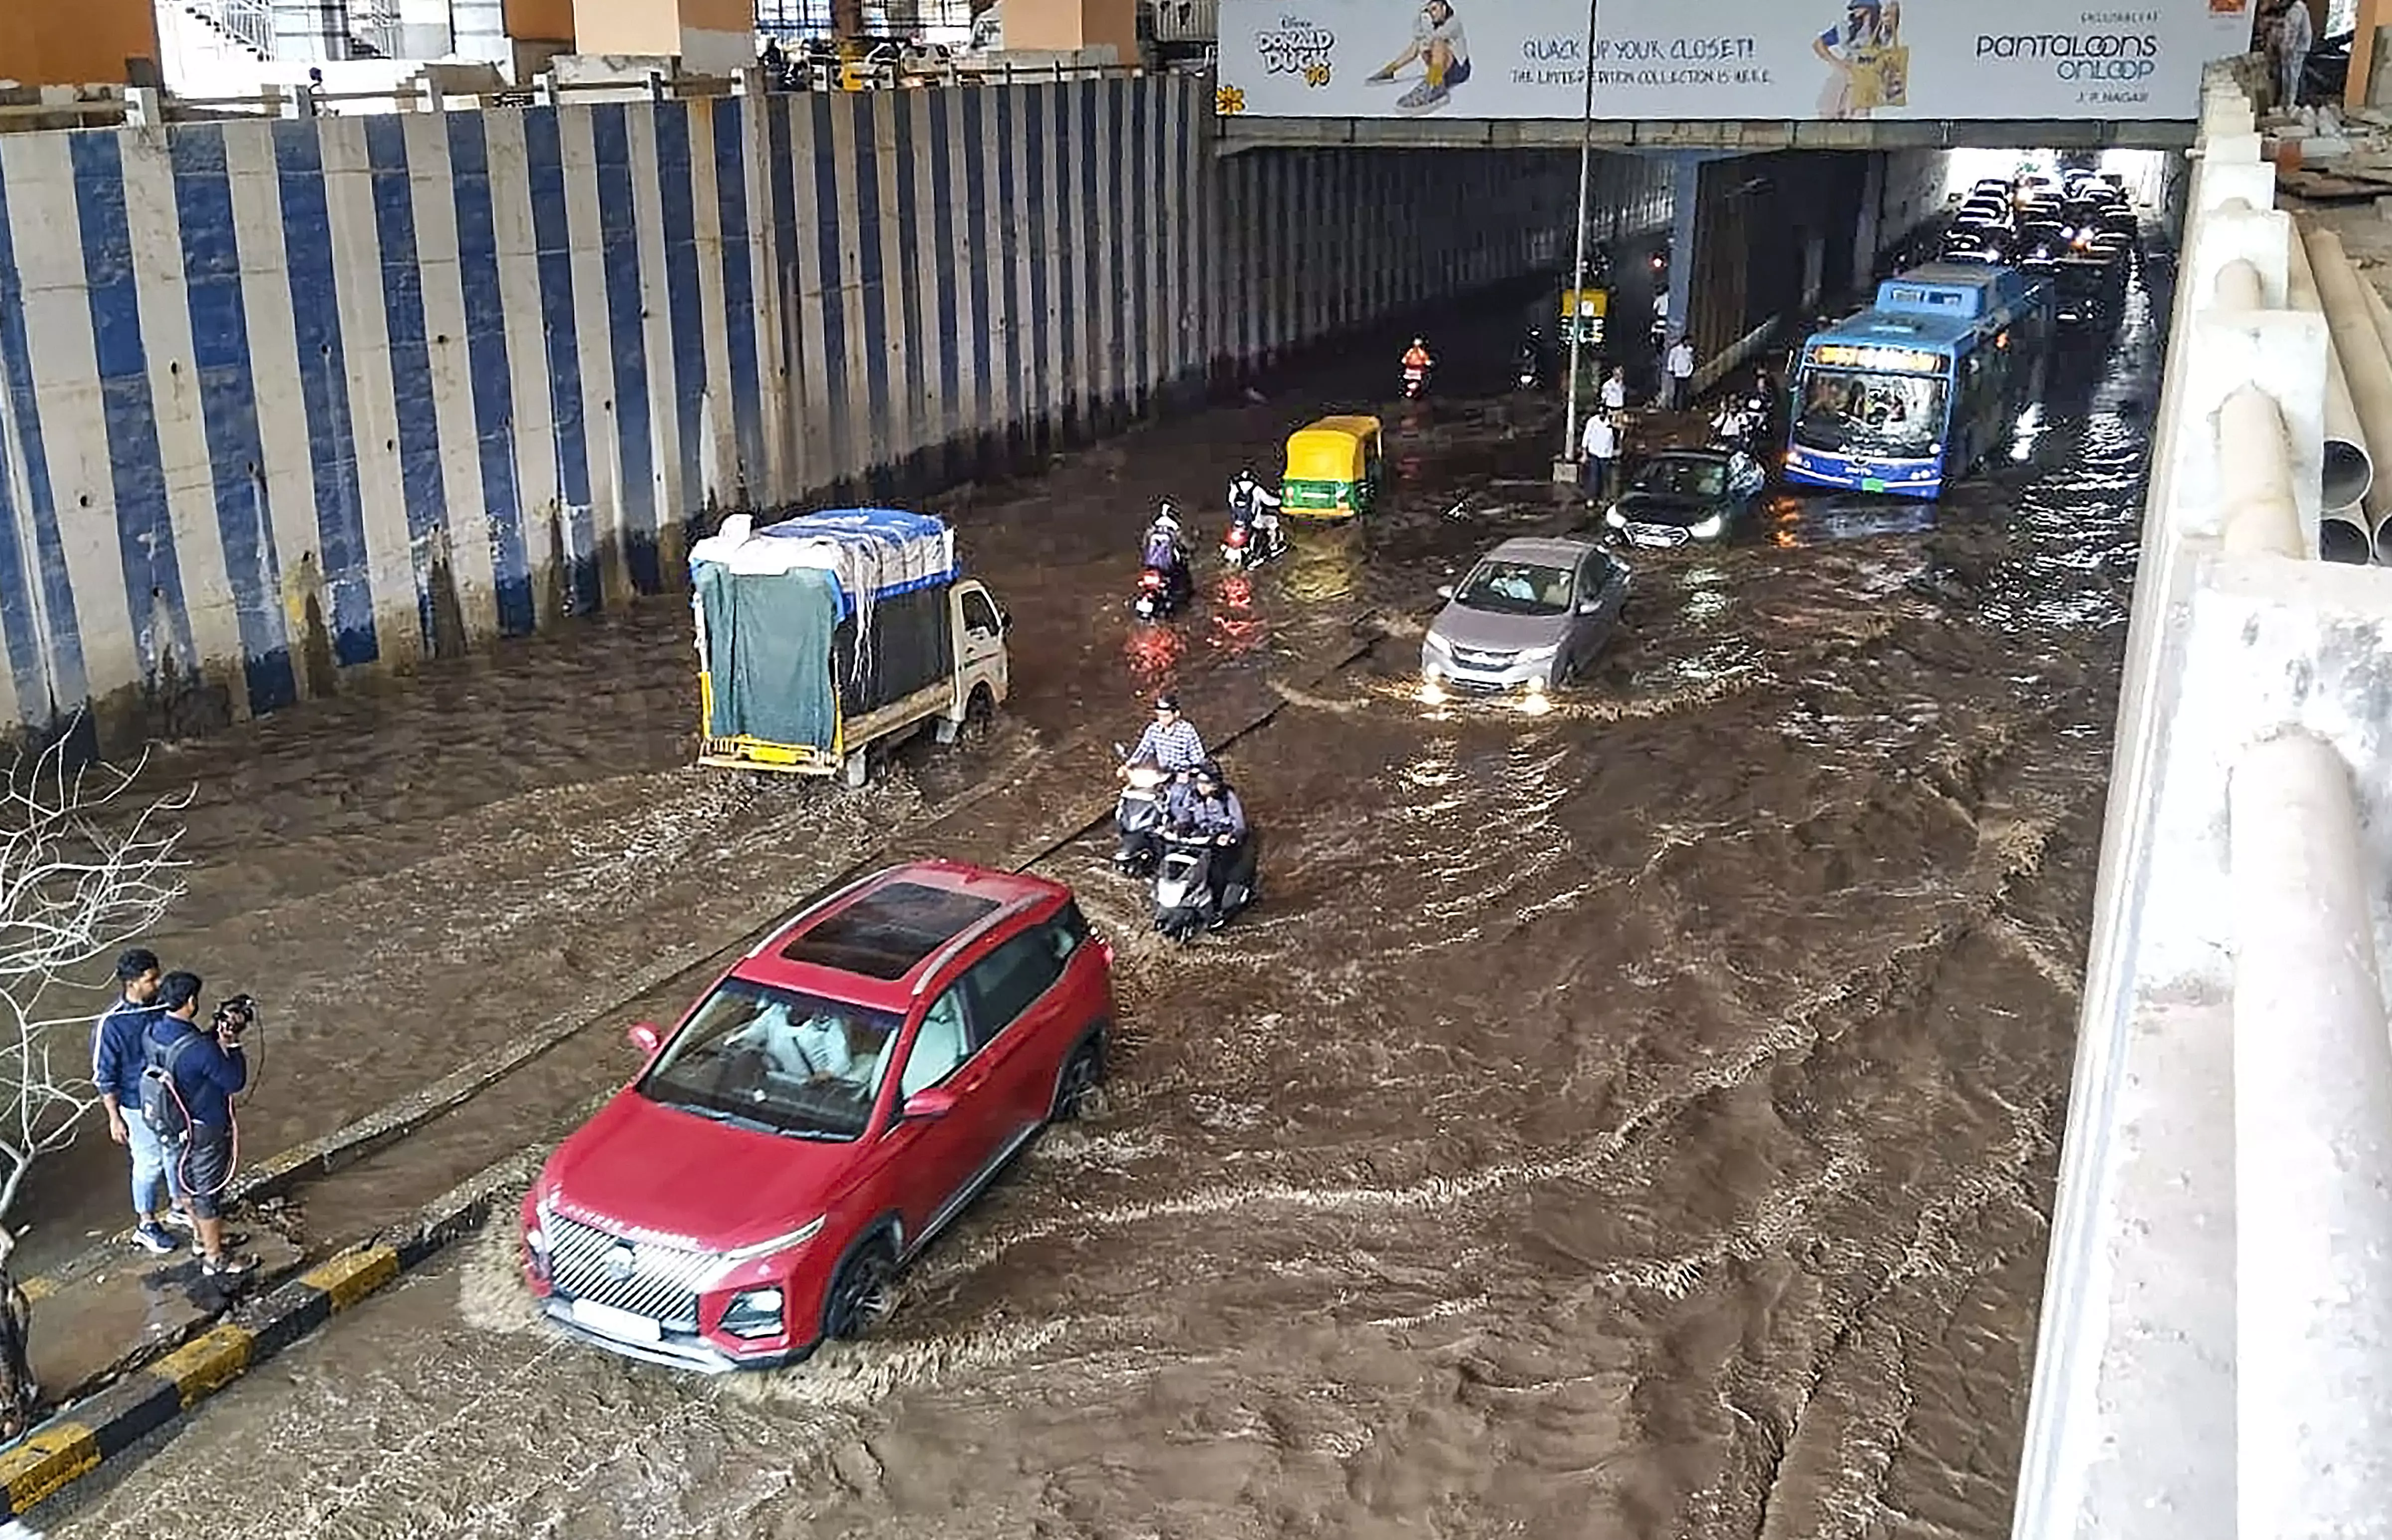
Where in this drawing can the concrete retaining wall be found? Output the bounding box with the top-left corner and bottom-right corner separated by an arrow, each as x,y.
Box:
0,81 -> 1579,745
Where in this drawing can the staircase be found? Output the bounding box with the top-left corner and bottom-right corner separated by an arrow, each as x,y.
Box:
168,0 -> 274,60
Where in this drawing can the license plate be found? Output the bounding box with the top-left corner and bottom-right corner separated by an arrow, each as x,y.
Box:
570,1297 -> 662,1344
1862,477 -> 1887,492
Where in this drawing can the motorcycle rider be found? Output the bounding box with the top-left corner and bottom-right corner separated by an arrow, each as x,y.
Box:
1142,499 -> 1193,599
1167,760 -> 1255,928
1711,395 -> 1757,450
1225,468 -> 1283,555
1401,337 -> 1433,392
1120,693 -> 1207,781
1514,329 -> 1545,387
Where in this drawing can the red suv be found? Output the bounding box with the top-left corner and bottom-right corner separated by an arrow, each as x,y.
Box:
521,860 -> 1114,1371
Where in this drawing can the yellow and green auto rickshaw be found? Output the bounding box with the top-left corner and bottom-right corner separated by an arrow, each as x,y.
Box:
1280,416 -> 1382,520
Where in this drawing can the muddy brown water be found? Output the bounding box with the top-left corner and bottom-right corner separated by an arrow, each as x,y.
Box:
33,275 -> 2163,1537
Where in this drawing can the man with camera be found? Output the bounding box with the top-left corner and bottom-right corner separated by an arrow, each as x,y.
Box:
140,974 -> 254,1279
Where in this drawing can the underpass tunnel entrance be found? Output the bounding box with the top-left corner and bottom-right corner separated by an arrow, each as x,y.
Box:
1642,144 -> 2186,413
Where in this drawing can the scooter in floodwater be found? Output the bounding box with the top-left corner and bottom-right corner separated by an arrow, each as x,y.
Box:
1152,827 -> 1258,941
1133,560 -> 1192,621
1220,518 -> 1286,569
1113,749 -> 1170,874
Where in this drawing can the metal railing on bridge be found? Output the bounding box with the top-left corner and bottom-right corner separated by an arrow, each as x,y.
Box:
2012,58 -> 2392,1540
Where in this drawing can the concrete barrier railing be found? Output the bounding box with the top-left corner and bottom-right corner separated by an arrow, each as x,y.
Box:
2010,61 -> 2392,1540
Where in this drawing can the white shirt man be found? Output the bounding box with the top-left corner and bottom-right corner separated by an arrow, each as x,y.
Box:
1664,338 -> 1695,410
1580,411 -> 1619,500
1600,371 -> 1627,412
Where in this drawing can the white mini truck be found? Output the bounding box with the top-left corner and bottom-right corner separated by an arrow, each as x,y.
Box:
690,509 -> 1012,786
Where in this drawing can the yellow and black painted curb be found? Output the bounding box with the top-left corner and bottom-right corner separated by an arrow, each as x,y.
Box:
0,1147 -> 539,1521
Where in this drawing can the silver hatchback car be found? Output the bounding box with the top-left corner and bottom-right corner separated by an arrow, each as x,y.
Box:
1420,536 -> 1631,702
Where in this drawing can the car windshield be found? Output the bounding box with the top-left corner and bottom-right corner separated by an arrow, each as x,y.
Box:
1633,457 -> 1727,499
1793,367 -> 1948,457
1456,559 -> 1575,616
639,979 -> 902,1141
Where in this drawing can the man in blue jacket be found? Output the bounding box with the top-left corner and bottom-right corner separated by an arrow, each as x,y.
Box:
143,974 -> 254,1279
90,948 -> 179,1255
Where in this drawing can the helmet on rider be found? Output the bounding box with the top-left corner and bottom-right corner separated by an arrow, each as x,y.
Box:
1155,693 -> 1181,715
1234,467 -> 1256,486
1192,759 -> 1223,791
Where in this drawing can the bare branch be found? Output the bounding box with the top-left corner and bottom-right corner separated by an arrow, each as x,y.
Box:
0,714 -> 193,1218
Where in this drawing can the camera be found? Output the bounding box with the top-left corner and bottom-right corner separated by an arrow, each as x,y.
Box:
212,993 -> 258,1041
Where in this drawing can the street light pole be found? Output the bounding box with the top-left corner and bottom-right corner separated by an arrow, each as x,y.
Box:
1560,0 -> 1602,474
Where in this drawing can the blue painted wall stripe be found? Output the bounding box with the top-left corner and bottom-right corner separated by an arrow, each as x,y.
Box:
652,103 -> 708,535
169,126 -> 295,715
361,115 -> 450,652
72,133 -> 194,686
1129,80 -> 1148,408
892,96 -> 923,468
1057,84 -> 1076,415
1077,86 -> 1099,415
807,93 -> 851,483
960,91 -> 992,433
591,103 -> 660,594
991,91 -> 1020,427
712,101 -> 765,503
850,96 -> 888,485
521,109 -> 598,615
443,115 -> 532,636
1018,88 -> 1047,429
764,94 -> 800,501
927,91 -> 959,450
0,152 -> 80,716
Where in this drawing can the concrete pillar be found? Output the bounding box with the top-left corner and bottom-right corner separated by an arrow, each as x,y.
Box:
2353,0 -> 2392,111
1003,0 -> 1138,62
571,0 -> 749,72
398,0 -> 454,57
1665,153 -> 1699,343
272,0 -> 348,62
453,0 -> 511,64
1851,151 -> 1886,285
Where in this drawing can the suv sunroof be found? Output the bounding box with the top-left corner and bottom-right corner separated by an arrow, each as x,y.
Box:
779,881 -> 1003,980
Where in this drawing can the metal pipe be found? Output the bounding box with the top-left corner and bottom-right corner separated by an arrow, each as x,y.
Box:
2231,730 -> 2392,1540
2284,227 -> 2376,513
2303,228 -> 2392,559
1559,0 -> 1601,464
2349,276 -> 2392,561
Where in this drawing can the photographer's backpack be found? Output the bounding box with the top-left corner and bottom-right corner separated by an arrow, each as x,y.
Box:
137,1026 -> 198,1141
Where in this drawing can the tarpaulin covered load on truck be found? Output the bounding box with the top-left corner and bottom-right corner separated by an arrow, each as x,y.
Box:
691,509 -> 960,759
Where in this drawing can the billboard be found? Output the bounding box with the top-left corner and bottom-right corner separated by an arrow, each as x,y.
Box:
1214,0 -> 2255,121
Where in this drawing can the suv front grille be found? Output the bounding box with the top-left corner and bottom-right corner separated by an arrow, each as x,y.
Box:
547,1213 -> 714,1330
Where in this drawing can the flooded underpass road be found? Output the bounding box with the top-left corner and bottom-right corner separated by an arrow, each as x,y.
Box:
40,277 -> 2165,1539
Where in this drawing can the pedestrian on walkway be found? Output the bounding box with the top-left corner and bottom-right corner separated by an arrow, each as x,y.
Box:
1580,410 -> 1619,503
142,974 -> 254,1279
1600,366 -> 1628,413
90,948 -> 183,1256
1663,335 -> 1695,411
2273,0 -> 2312,111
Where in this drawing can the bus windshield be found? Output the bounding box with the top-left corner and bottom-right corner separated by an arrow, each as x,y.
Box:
1793,367 -> 1949,458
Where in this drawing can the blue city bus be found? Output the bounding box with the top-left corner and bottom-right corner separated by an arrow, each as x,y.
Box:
1783,262 -> 2055,499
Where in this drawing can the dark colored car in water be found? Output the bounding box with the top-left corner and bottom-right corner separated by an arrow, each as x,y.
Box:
1600,447 -> 1767,550
522,860 -> 1114,1371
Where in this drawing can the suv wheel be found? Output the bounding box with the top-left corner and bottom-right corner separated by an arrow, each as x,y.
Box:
1052,1036 -> 1106,1121
824,1242 -> 896,1340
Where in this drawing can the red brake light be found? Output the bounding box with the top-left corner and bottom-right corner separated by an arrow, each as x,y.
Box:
1140,570 -> 1165,589
1225,526 -> 1247,547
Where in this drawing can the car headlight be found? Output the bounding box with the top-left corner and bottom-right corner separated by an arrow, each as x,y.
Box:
720,1216 -> 825,1263
721,1287 -> 785,1339
1603,507 -> 1626,528
1518,643 -> 1560,662
1689,514 -> 1726,540
1423,632 -> 1454,655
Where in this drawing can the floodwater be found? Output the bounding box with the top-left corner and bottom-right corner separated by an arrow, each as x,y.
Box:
38,271 -> 2163,1539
